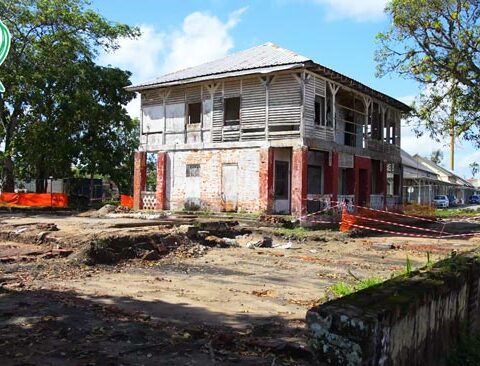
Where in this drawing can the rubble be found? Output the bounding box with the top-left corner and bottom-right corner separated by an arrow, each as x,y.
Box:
246,236 -> 273,249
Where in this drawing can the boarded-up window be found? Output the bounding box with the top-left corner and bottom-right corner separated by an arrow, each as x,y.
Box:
142,105 -> 164,133
188,102 -> 202,124
314,95 -> 326,126
274,161 -> 289,199
166,103 -> 185,131
224,97 -> 240,125
186,164 -> 200,177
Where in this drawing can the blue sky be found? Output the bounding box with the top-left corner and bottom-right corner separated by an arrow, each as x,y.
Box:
93,0 -> 478,178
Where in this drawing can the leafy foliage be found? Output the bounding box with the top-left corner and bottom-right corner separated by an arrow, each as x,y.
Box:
430,149 -> 444,165
0,0 -> 140,192
470,162 -> 479,178
376,0 -> 480,147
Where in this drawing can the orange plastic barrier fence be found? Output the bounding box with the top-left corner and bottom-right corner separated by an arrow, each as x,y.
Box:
340,208 -> 356,232
120,194 -> 134,208
0,192 -> 68,208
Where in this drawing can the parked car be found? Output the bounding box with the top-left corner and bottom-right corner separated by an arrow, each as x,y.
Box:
433,195 -> 449,208
447,195 -> 458,207
469,195 -> 480,204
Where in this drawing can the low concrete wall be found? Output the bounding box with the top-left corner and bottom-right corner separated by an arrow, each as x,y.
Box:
306,250 -> 480,366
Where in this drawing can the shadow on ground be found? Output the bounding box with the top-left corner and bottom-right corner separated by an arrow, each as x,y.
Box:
0,286 -> 313,366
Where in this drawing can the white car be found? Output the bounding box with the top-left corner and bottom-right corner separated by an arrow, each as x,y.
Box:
433,195 -> 449,208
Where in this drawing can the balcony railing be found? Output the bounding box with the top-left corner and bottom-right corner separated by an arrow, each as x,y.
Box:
365,138 -> 400,155
370,194 -> 384,210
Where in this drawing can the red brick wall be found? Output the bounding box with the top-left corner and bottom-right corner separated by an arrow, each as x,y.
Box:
133,151 -> 147,210
291,146 -> 308,217
156,152 -> 167,210
259,147 -> 274,213
324,151 -> 339,202
354,156 -> 372,206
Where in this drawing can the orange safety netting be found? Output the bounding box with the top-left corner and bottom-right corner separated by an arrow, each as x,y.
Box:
120,194 -> 133,208
0,192 -> 68,208
340,208 -> 356,232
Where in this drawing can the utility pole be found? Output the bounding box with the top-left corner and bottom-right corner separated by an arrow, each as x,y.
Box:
449,92 -> 456,171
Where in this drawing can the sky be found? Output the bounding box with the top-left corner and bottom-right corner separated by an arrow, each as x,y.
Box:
93,0 -> 479,178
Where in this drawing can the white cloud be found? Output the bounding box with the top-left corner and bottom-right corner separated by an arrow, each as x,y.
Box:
312,0 -> 388,22
98,9 -> 246,120
161,8 -> 246,73
98,25 -> 165,82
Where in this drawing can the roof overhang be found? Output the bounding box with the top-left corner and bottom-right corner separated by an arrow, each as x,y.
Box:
306,61 -> 411,112
125,63 -> 305,92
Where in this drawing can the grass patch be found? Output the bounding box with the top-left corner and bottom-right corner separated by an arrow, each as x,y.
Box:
330,278 -> 383,298
435,208 -> 480,218
273,226 -> 311,238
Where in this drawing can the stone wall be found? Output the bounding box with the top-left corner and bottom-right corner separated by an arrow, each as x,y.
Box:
306,250 -> 480,366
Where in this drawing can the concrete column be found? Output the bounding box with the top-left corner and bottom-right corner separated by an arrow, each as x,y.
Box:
133,151 -> 147,210
259,147 -> 274,213
155,151 -> 167,210
291,146 -> 308,217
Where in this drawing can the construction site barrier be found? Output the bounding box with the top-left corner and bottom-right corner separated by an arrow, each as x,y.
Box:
120,194 -> 134,208
0,192 -> 68,208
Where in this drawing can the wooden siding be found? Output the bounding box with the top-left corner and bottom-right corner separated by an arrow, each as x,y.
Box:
267,73 -> 301,140
138,70 -> 402,163
241,77 -> 266,140
304,75 -> 334,142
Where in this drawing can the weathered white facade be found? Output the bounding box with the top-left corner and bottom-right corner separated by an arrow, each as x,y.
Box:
129,43 -> 409,215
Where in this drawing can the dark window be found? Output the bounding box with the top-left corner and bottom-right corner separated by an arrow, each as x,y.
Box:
314,95 -> 326,126
326,91 -> 333,127
338,168 -> 348,195
188,102 -> 202,124
274,161 -> 289,199
224,97 -> 240,125
307,165 -> 322,195
186,164 -> 200,177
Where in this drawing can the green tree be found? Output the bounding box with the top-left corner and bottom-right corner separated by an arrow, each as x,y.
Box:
470,162 -> 480,178
376,0 -> 480,146
0,0 -> 139,191
430,149 -> 444,165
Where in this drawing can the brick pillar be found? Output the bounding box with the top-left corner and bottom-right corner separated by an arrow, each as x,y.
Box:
156,152 -> 167,210
133,151 -> 147,210
291,146 -> 308,217
382,161 -> 388,209
259,147 -> 274,213
324,151 -> 339,203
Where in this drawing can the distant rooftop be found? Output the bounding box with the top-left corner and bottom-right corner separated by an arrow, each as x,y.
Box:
127,42 -> 410,111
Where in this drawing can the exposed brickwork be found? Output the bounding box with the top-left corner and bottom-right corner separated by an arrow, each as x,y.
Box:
291,146 -> 308,217
133,151 -> 147,210
259,147 -> 274,213
155,152 -> 167,210
165,148 -> 261,212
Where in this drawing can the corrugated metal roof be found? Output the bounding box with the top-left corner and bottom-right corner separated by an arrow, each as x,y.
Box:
126,42 -> 411,111
129,42 -> 308,90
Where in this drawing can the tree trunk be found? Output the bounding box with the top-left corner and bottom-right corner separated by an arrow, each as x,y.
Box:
1,155 -> 15,192
35,178 -> 47,193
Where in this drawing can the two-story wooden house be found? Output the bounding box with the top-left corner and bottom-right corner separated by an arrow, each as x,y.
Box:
127,43 -> 409,216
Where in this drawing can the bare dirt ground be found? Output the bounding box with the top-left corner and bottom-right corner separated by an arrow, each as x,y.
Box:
1,210 -> 479,365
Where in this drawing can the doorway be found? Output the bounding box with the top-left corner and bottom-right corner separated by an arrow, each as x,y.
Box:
222,164 -> 238,211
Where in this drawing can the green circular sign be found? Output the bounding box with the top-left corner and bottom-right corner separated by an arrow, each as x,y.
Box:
0,20 -> 11,93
